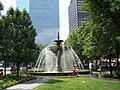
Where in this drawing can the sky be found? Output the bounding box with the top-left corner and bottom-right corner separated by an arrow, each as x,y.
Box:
0,0 -> 16,14
59,0 -> 71,40
0,0 -> 71,40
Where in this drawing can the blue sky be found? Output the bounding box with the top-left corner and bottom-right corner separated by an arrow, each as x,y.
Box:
0,0 -> 71,40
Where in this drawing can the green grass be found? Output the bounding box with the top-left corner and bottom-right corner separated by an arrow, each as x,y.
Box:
34,77 -> 120,90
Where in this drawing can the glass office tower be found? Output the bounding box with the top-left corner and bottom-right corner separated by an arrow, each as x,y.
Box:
17,0 -> 59,44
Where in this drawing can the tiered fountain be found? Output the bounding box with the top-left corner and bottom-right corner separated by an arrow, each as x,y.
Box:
29,32 -> 89,76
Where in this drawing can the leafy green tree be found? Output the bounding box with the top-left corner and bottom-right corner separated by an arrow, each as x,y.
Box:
2,7 -> 37,76
19,9 -> 37,69
65,22 -> 99,69
83,0 -> 120,56
82,0 -> 120,76
66,0 -> 120,73
0,14 -> 14,76
65,23 -> 90,63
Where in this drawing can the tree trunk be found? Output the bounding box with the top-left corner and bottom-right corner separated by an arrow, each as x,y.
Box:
4,60 -> 7,77
116,41 -> 119,73
105,59 -> 107,68
100,59 -> 101,66
95,60 -> 98,71
25,62 -> 28,71
109,49 -> 113,77
87,60 -> 89,69
25,62 -> 28,75
16,61 -> 20,77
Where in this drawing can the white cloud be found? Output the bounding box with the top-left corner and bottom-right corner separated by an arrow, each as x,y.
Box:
0,0 -> 16,15
59,0 -> 71,41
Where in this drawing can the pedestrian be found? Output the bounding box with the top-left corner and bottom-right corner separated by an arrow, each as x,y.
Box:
0,69 -> 3,77
98,65 -> 102,73
76,67 -> 79,77
72,66 -> 76,76
10,65 -> 15,74
89,62 -> 92,75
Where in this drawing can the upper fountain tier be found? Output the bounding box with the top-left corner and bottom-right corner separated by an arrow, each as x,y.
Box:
54,31 -> 63,47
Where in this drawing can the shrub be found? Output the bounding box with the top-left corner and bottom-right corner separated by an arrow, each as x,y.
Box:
100,70 -> 120,79
0,74 -> 35,89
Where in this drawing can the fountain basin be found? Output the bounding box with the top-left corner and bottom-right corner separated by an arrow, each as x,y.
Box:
28,70 -> 89,76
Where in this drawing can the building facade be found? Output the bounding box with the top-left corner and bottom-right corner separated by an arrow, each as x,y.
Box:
68,0 -> 89,32
17,0 -> 59,44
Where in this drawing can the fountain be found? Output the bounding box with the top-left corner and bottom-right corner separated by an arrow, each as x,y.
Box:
29,32 -> 89,76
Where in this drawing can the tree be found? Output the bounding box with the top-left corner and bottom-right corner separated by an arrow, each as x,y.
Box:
82,0 -> 120,76
2,7 -> 37,76
0,14 -> 14,76
65,23 -> 91,63
66,0 -> 120,73
65,22 -> 100,69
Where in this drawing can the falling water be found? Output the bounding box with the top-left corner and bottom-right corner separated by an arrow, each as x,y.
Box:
35,45 -> 84,72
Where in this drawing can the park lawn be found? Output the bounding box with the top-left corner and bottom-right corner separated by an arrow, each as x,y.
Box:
34,77 -> 120,90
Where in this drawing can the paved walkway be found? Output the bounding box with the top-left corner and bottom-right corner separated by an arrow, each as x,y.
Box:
5,77 -> 52,90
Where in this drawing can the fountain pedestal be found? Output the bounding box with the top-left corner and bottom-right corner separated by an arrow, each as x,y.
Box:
54,40 -> 63,72
54,32 -> 63,72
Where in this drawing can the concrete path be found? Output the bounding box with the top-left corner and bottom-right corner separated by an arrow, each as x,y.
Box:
5,77 -> 52,90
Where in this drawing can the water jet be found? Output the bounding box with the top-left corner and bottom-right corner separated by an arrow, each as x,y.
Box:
29,32 -> 89,76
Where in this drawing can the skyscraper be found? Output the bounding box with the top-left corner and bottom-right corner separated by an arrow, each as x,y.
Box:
17,0 -> 59,44
68,0 -> 89,32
